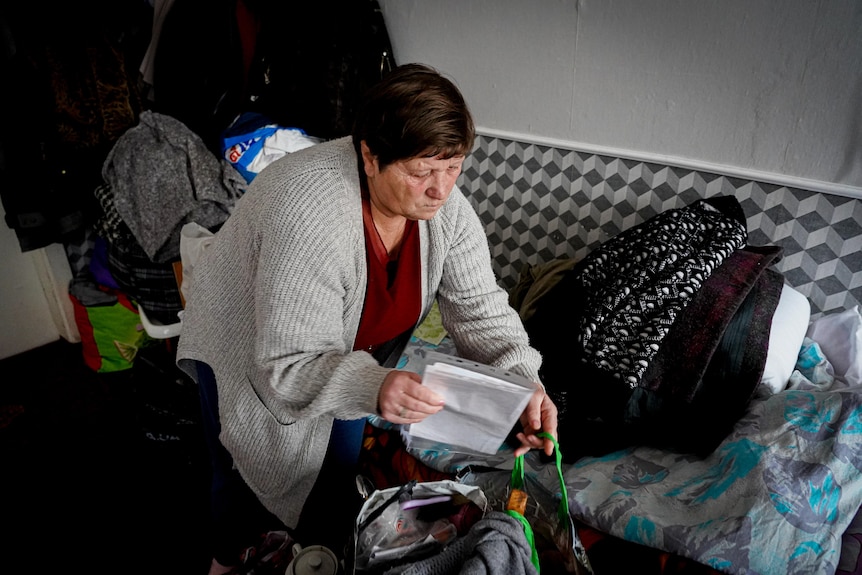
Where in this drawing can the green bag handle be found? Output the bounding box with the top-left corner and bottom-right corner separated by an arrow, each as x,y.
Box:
506,432 -> 570,573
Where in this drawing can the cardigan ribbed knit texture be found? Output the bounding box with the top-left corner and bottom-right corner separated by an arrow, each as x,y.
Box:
176,137 -> 541,527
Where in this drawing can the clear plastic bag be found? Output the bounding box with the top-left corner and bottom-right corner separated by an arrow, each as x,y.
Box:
353,480 -> 487,573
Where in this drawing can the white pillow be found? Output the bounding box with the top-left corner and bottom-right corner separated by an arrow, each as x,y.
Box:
807,305 -> 862,387
760,284 -> 811,394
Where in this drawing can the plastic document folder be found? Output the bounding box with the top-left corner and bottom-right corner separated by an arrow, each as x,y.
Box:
405,350 -> 538,454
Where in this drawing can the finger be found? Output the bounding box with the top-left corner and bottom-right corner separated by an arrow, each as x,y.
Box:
387,403 -> 413,423
400,387 -> 445,415
395,405 -> 433,423
389,393 -> 441,422
541,398 -> 559,438
528,391 -> 544,430
408,385 -> 445,408
398,398 -> 444,419
519,391 -> 543,433
513,432 -> 541,457
513,431 -> 542,457
516,431 -> 543,447
513,433 -> 531,457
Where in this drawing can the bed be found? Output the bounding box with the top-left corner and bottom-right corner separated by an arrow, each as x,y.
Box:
358,198 -> 862,575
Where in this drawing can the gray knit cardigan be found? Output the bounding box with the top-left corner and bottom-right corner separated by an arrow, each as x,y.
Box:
176,137 -> 542,528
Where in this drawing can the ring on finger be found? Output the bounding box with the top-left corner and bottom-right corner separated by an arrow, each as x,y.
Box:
399,407 -> 407,418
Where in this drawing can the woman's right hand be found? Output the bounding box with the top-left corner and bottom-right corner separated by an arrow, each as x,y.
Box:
378,370 -> 445,424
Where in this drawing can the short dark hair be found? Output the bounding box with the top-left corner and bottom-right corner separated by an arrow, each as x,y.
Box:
352,63 -> 475,170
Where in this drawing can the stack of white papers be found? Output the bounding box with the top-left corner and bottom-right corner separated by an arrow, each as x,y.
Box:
406,351 -> 537,454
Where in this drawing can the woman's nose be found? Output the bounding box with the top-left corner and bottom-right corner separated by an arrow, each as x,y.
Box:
427,171 -> 450,199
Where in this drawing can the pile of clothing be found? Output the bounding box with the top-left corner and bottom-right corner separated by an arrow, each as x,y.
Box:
521,196 -> 785,461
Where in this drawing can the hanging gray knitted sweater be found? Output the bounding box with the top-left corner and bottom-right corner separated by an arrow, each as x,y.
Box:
102,110 -> 246,263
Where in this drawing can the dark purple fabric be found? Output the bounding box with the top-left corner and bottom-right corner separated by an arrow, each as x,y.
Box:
640,245 -> 784,401
89,235 -> 120,290
628,247 -> 785,455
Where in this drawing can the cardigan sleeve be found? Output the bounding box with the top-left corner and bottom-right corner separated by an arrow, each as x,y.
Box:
432,189 -> 542,384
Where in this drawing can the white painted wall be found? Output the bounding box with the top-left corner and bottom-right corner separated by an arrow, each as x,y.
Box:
379,0 -> 862,196
0,201 -> 73,360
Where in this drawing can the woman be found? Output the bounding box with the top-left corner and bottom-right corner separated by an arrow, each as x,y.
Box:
176,63 -> 558,574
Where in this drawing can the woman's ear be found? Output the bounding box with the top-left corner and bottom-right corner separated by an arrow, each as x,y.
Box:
360,141 -> 378,178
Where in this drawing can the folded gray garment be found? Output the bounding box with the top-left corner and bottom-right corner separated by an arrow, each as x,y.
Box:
383,511 -> 538,575
69,276 -> 118,307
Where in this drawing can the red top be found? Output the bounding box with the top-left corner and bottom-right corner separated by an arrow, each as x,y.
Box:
353,195 -> 421,354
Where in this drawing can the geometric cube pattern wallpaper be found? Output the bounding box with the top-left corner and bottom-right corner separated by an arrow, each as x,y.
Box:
459,134 -> 862,319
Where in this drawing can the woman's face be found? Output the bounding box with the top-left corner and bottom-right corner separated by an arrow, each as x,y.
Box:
362,142 -> 465,221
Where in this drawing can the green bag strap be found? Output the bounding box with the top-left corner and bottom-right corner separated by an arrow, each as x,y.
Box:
510,446 -> 526,490
507,432 -> 570,573
540,432 -> 570,524
506,508 -> 539,571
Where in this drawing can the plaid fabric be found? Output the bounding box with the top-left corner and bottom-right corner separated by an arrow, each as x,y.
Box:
93,183 -> 132,243
63,227 -> 96,277
106,233 -> 183,326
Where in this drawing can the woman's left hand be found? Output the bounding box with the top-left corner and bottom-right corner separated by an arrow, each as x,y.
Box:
378,370 -> 445,424
514,387 -> 558,457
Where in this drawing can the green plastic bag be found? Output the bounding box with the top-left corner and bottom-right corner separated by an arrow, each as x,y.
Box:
70,288 -> 152,372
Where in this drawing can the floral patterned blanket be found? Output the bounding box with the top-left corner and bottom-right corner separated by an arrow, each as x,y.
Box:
561,385 -> 862,575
